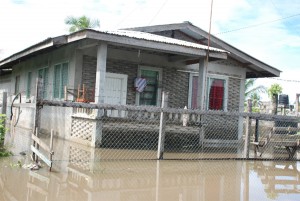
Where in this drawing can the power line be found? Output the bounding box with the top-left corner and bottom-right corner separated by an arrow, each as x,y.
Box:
268,77 -> 300,83
148,0 -> 168,25
215,12 -> 300,35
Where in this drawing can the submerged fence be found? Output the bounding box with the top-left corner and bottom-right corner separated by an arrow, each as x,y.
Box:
2,89 -> 300,161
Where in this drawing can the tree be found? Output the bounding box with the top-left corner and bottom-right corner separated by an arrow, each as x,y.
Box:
244,79 -> 267,112
268,83 -> 283,114
65,15 -> 100,33
268,83 -> 282,98
245,78 -> 267,100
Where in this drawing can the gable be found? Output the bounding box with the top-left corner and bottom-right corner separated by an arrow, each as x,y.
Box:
125,22 -> 281,78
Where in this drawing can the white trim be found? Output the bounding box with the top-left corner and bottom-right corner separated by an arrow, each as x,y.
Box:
136,65 -> 162,106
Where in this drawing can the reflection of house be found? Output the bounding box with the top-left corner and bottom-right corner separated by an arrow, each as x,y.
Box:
0,21 -> 281,147
253,161 -> 300,195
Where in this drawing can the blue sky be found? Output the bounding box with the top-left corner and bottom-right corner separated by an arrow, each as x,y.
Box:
0,0 -> 299,102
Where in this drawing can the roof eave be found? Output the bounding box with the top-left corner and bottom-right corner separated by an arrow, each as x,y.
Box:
0,35 -> 68,69
0,29 -> 227,69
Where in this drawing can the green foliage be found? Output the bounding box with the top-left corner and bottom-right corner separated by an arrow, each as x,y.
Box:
0,114 -> 6,146
0,114 -> 10,157
65,15 -> 100,33
268,83 -> 282,97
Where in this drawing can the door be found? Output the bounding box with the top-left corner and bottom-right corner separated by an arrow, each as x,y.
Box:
136,66 -> 162,106
104,73 -> 128,117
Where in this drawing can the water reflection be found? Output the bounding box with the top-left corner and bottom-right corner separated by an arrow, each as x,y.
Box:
251,161 -> 300,200
1,156 -> 300,201
0,130 -> 300,201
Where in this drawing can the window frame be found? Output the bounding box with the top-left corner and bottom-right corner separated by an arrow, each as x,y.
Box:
135,66 -> 162,106
206,75 -> 228,111
188,73 -> 199,109
26,72 -> 32,99
37,67 -> 49,99
53,62 -> 69,100
188,73 -> 228,111
15,75 -> 20,95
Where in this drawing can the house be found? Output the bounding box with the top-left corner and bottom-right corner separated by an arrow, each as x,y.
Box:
0,22 -> 281,148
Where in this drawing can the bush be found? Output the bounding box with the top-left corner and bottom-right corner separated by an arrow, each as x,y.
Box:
0,114 -> 6,146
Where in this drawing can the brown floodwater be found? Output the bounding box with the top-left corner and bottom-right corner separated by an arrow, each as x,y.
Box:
0,128 -> 300,201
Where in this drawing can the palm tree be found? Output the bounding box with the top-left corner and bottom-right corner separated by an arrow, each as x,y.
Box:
244,79 -> 267,112
65,15 -> 100,33
245,78 -> 267,100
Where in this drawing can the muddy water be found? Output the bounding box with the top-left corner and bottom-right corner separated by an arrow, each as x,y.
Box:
1,157 -> 300,201
0,128 -> 300,201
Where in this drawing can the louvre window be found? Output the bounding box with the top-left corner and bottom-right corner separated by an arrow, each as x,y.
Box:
139,69 -> 159,106
26,72 -> 32,99
53,62 -> 68,99
15,75 -> 20,94
38,68 -> 49,99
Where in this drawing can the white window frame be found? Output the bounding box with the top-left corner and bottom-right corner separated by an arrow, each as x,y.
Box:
206,74 -> 228,111
188,72 -> 198,109
135,66 -> 162,106
188,73 -> 228,111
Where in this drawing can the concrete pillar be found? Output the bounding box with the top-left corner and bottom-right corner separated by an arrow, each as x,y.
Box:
197,58 -> 208,110
92,43 -> 107,147
95,43 -> 108,104
73,49 -> 83,94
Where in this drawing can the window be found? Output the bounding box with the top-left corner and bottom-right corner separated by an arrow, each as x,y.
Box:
189,74 -> 199,109
188,74 -> 228,110
26,72 -> 32,99
38,67 -> 49,98
136,66 -> 162,106
15,75 -> 20,94
53,62 -> 68,99
207,77 -> 227,111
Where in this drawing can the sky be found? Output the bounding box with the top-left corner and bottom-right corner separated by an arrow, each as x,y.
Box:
0,0 -> 299,102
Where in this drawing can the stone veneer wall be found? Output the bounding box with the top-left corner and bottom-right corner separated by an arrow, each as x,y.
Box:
82,55 -> 189,108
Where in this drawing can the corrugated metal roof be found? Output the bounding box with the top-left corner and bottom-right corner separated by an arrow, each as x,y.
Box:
101,29 -> 226,53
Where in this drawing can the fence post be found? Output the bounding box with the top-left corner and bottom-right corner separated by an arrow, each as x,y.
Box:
1,92 -> 7,115
157,91 -> 168,160
32,78 -> 43,161
244,99 -> 252,159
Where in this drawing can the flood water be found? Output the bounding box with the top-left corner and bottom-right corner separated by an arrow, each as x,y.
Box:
1,128 -> 300,201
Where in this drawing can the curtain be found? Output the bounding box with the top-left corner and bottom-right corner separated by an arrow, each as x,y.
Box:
209,79 -> 224,110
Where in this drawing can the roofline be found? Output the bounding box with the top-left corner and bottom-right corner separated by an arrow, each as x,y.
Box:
125,22 -> 281,77
0,29 -> 227,69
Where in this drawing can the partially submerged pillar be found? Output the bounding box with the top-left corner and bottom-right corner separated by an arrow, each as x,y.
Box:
92,43 -> 107,147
